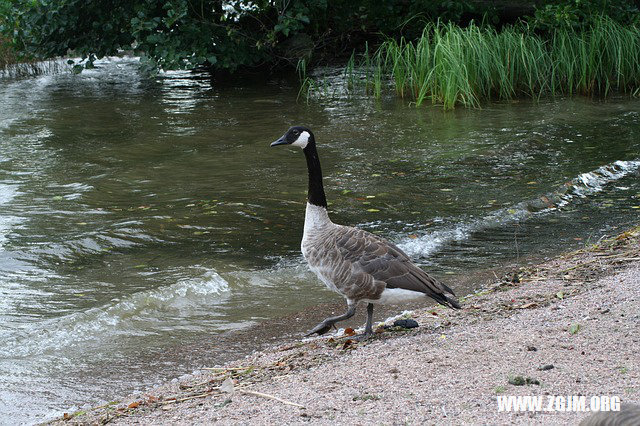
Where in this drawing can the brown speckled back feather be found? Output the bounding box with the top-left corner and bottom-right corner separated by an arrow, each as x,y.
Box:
303,222 -> 460,308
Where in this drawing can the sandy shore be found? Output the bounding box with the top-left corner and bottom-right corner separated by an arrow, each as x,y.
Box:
53,226 -> 639,425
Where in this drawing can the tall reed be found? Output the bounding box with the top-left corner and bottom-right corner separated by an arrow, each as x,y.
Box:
305,16 -> 640,109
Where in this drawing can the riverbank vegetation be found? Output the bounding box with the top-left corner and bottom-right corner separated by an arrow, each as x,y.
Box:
2,0 -> 640,107
303,16 -> 640,109
0,0 -> 486,73
0,0 -> 16,70
0,34 -> 16,68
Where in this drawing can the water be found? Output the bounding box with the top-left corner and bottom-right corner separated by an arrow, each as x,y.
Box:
1,57 -> 639,424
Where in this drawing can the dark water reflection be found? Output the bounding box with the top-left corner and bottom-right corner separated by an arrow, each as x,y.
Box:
0,57 -> 639,423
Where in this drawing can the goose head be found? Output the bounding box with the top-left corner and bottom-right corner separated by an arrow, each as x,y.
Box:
270,126 -> 314,150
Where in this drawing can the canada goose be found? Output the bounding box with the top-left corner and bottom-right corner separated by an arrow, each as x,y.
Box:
271,126 -> 461,338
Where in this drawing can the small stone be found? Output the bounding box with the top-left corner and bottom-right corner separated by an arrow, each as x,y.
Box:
393,319 -> 419,329
525,377 -> 540,385
527,346 -> 537,351
538,364 -> 554,371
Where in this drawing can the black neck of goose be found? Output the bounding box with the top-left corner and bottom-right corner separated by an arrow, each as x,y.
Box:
303,142 -> 327,208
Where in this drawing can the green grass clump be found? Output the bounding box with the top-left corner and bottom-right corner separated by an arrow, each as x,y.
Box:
305,16 -> 640,109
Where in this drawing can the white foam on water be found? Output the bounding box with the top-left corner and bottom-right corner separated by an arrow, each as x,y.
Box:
398,159 -> 640,258
0,58 -> 70,78
0,183 -> 23,250
0,267 -> 230,359
557,160 -> 640,207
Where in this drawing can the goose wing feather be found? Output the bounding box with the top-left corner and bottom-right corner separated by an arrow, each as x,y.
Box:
334,226 -> 460,308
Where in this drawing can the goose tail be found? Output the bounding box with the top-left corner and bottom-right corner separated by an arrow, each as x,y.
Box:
445,295 -> 462,309
427,288 -> 462,310
436,293 -> 462,309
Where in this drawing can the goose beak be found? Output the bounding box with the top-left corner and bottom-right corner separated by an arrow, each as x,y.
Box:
270,136 -> 288,147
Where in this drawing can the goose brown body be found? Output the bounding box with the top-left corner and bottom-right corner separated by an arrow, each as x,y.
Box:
301,203 -> 460,309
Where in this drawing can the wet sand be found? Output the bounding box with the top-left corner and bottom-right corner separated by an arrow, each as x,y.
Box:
51,226 -> 640,425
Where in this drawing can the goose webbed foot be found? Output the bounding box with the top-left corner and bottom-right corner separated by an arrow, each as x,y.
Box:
352,329 -> 374,341
304,303 -> 357,337
305,320 -> 334,336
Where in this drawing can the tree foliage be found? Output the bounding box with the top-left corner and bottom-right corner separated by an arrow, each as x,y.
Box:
2,0 -> 480,72
2,0 -> 638,74
529,0 -> 640,30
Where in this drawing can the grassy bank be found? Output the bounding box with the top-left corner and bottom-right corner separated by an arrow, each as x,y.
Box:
302,17 -> 640,109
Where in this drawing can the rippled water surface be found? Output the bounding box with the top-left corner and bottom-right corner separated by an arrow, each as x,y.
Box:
1,57 -> 639,423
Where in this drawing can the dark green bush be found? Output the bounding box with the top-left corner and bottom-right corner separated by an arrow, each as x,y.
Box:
529,0 -> 640,31
3,0 -> 639,78
0,0 -> 483,73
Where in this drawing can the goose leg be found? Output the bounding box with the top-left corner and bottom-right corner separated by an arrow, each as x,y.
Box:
306,303 -> 356,336
353,303 -> 375,341
364,303 -> 374,336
